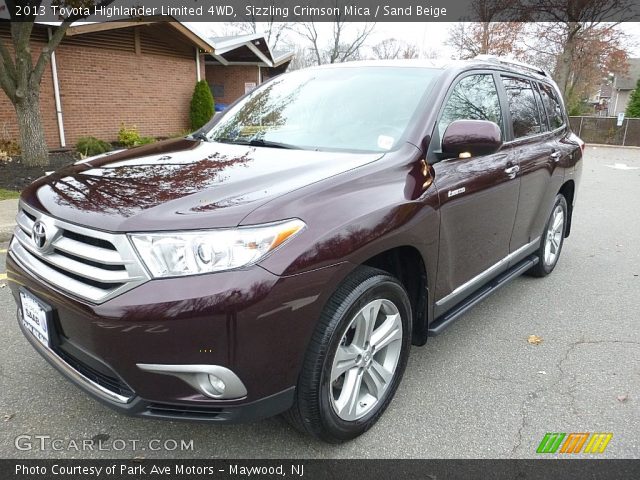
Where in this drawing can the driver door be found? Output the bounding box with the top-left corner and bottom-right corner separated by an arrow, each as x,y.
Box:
429,72 -> 520,316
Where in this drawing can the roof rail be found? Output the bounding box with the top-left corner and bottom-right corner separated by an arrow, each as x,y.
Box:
474,55 -> 549,77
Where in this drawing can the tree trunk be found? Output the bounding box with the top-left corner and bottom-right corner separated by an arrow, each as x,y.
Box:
481,23 -> 490,55
554,23 -> 581,103
555,44 -> 573,100
15,90 -> 48,166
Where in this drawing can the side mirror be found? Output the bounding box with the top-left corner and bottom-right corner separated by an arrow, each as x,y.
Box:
441,119 -> 502,159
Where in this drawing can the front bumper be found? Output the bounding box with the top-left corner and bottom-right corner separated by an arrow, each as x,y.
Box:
7,251 -> 350,422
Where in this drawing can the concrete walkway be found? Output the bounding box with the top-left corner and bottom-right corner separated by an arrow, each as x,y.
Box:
0,199 -> 18,242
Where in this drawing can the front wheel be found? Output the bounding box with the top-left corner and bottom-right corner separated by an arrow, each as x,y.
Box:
528,194 -> 568,277
285,266 -> 412,443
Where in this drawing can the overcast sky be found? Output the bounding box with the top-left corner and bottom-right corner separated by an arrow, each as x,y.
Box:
195,22 -> 640,59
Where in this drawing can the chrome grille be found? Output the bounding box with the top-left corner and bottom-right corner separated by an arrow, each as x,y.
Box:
10,202 -> 149,304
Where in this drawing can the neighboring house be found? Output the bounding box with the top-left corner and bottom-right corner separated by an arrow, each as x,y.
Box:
0,19 -> 293,150
205,34 -> 294,110
610,58 -> 640,116
588,83 -> 612,116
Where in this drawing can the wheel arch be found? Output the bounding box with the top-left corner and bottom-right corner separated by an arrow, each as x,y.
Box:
558,180 -> 575,237
361,246 -> 429,346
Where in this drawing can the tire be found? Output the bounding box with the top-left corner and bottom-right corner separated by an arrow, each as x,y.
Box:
284,266 -> 412,443
528,194 -> 568,277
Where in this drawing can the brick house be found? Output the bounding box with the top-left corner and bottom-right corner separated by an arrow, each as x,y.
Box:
204,33 -> 294,109
0,20 -> 293,150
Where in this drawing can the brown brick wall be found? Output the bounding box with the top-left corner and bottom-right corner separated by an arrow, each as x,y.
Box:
56,42 -> 198,146
0,25 -> 204,150
205,65 -> 260,106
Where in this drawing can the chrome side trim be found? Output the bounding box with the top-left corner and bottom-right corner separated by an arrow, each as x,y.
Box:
436,237 -> 541,309
19,312 -> 133,404
137,364 -> 248,400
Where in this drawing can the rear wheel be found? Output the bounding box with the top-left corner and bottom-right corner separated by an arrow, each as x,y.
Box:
285,266 -> 412,443
528,194 -> 568,277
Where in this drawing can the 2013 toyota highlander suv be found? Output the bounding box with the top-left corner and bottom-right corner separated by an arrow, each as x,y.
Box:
7,58 -> 583,442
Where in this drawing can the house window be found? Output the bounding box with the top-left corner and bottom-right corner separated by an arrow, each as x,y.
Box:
211,84 -> 224,98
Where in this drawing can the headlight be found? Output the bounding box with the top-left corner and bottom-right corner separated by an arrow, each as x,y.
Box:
130,219 -> 305,278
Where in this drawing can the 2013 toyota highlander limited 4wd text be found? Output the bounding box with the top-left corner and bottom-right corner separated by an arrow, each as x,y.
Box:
7,58 -> 583,443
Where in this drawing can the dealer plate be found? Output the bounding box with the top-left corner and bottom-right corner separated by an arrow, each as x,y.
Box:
20,289 -> 51,348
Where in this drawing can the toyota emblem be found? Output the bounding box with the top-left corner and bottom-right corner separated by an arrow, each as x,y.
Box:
32,221 -> 47,250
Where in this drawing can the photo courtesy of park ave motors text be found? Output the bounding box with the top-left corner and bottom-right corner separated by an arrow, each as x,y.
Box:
1,0 -> 640,472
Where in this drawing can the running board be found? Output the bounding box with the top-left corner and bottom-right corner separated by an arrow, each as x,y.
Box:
428,255 -> 539,336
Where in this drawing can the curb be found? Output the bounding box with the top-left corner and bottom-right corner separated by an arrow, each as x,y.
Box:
586,144 -> 640,150
0,228 -> 13,243
0,198 -> 18,244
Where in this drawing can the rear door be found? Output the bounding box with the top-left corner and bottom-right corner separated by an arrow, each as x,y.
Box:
501,76 -> 566,255
430,72 -> 520,315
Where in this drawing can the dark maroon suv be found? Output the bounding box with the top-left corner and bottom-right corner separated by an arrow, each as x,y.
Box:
7,58 -> 583,442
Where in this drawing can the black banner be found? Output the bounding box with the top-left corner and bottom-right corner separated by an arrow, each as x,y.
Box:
2,459 -> 640,480
1,0 -> 640,22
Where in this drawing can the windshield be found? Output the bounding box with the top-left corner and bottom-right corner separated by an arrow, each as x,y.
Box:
206,66 -> 442,152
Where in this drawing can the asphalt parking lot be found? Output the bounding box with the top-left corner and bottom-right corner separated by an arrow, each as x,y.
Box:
0,146 -> 638,459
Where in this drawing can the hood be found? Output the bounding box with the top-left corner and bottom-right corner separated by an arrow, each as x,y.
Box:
22,138 -> 383,232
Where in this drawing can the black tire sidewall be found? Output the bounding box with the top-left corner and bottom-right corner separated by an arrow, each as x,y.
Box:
317,278 -> 412,441
539,194 -> 568,274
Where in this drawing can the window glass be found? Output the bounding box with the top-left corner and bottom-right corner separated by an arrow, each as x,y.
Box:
502,77 -> 544,138
207,67 -> 442,152
438,74 -> 503,142
539,83 -> 565,129
533,84 -> 548,132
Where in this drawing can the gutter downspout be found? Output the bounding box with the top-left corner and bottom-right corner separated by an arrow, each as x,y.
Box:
258,65 -> 261,85
195,48 -> 201,81
48,28 -> 66,148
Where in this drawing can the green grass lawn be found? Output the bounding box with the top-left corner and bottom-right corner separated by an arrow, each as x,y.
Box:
0,188 -> 20,200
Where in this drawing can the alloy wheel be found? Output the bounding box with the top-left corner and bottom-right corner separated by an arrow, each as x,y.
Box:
544,205 -> 564,267
329,299 -> 403,421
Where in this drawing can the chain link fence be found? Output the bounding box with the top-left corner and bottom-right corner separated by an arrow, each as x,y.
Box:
569,116 -> 640,147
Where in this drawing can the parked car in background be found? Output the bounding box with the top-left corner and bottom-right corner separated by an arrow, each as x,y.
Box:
7,57 -> 583,442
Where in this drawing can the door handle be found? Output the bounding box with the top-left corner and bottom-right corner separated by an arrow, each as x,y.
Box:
504,165 -> 520,178
550,150 -> 562,161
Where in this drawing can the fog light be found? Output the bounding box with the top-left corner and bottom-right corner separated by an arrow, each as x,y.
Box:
208,374 -> 226,395
138,364 -> 247,399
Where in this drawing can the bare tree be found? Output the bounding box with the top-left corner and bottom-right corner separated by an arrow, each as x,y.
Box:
326,20 -> 375,64
446,22 -> 526,59
295,14 -> 375,65
0,0 -> 114,166
286,46 -> 317,71
372,38 -> 419,60
422,48 -> 441,60
445,0 -> 526,59
524,22 -> 629,110
296,22 -> 323,65
527,0 -> 634,105
222,2 -> 290,51
444,0 -> 633,111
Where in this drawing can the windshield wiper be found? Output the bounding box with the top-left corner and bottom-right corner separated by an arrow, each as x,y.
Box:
214,138 -> 299,149
190,131 -> 210,142
248,139 -> 298,149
